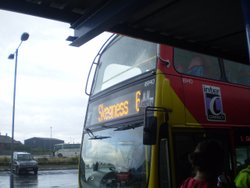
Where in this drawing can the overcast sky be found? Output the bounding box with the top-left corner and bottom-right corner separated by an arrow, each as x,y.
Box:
0,9 -> 111,144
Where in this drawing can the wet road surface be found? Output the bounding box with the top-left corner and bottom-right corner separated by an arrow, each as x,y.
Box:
0,169 -> 78,188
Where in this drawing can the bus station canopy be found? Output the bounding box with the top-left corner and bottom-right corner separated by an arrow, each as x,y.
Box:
0,0 -> 248,63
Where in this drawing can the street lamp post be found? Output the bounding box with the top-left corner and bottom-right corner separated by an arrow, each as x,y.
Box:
8,32 -> 29,174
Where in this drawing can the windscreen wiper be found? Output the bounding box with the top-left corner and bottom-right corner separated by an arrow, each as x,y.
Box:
114,123 -> 142,131
85,128 -> 111,140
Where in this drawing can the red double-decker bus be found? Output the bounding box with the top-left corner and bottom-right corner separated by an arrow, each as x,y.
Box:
78,34 -> 250,188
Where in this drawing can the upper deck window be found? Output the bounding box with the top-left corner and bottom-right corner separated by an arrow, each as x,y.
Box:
92,36 -> 157,94
224,60 -> 250,87
174,48 -> 221,80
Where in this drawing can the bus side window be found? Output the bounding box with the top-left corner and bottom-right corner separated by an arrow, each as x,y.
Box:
174,48 -> 221,80
238,68 -> 250,86
173,130 -> 233,187
224,59 -> 250,86
234,129 -> 250,174
174,48 -> 190,74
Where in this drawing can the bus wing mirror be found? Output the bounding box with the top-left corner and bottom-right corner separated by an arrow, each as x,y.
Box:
143,106 -> 171,145
143,116 -> 157,145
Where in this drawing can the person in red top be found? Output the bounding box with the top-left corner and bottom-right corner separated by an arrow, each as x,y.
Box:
180,139 -> 234,188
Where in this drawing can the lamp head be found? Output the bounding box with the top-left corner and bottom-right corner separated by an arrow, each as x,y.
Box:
21,32 -> 29,41
8,54 -> 15,60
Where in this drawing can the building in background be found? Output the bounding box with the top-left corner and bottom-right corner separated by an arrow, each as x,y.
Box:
0,134 -> 22,155
24,137 -> 64,151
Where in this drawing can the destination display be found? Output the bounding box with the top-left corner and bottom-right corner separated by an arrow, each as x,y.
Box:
86,79 -> 155,126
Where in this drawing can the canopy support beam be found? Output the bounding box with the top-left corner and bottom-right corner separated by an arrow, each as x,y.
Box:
242,0 -> 250,63
69,0 -> 151,47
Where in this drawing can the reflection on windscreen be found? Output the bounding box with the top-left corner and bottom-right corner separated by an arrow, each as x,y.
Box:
102,64 -> 141,90
93,35 -> 157,94
81,126 -> 149,188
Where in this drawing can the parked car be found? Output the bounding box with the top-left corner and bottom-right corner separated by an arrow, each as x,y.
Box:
13,152 -> 38,175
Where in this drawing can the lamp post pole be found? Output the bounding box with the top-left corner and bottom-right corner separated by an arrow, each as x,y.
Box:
8,32 -> 29,174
